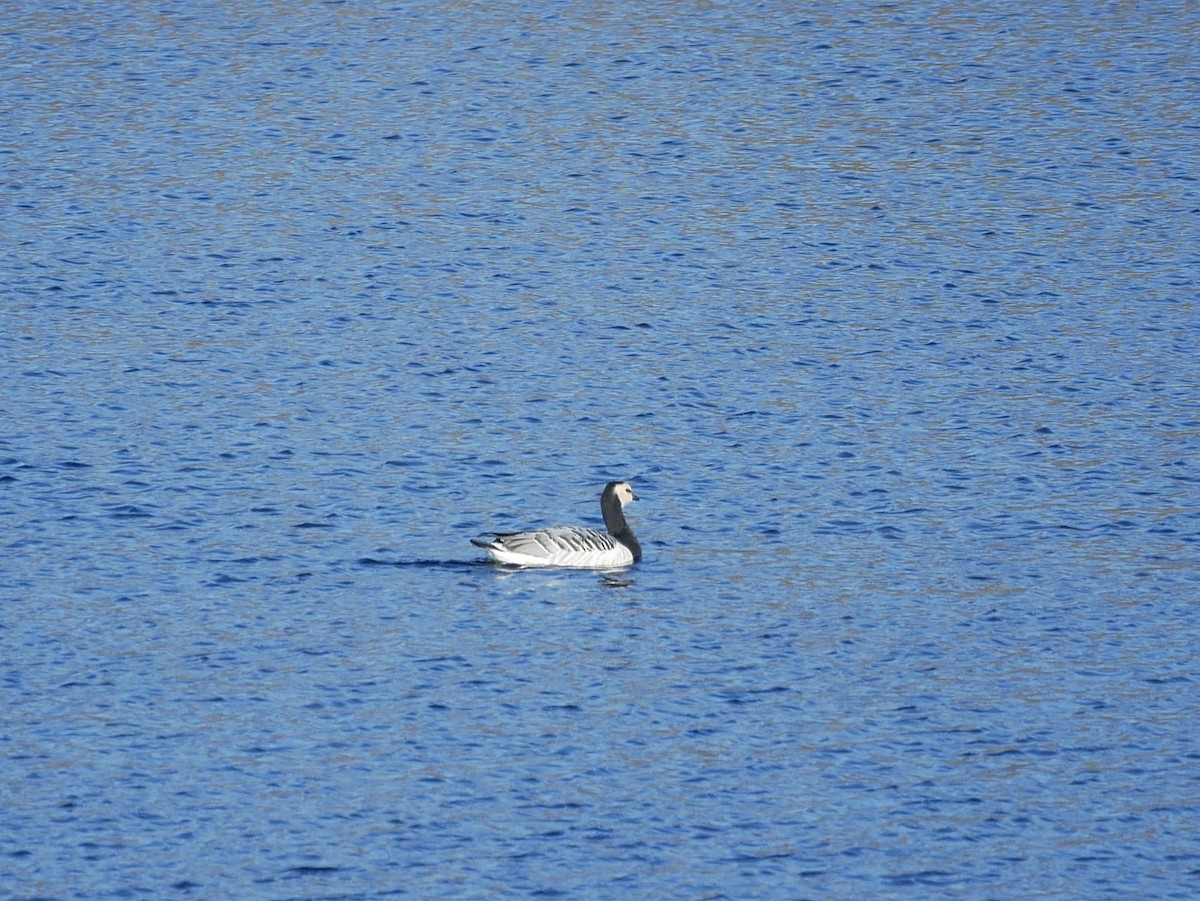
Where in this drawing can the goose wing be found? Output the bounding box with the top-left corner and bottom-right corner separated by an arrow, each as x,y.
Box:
473,526 -> 633,568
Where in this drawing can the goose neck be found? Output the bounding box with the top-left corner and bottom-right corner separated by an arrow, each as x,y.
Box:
601,495 -> 641,561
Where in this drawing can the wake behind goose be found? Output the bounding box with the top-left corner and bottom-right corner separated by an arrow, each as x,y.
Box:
471,481 -> 642,569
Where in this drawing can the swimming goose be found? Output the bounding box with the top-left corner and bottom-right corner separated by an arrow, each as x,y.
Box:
471,481 -> 642,568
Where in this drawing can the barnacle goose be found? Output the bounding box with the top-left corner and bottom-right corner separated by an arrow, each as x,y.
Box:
471,481 -> 641,568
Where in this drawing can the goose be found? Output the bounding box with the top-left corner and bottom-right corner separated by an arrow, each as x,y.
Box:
471,481 -> 642,568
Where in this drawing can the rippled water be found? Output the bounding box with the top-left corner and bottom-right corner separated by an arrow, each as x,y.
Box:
4,2 -> 1199,898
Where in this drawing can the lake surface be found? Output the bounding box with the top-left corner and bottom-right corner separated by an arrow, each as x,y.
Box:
3,1 -> 1199,898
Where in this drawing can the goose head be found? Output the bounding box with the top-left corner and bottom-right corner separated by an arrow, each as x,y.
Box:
604,481 -> 638,507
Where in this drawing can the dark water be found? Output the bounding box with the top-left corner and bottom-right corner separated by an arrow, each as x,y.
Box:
4,2 -> 1199,898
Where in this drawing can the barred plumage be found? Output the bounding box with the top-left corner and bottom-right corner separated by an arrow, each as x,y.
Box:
471,482 -> 642,569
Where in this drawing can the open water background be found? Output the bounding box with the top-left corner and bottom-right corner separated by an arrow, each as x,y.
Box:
3,2 -> 1199,898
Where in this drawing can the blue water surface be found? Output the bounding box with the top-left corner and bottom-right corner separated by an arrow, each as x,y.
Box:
3,2 -> 1199,898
